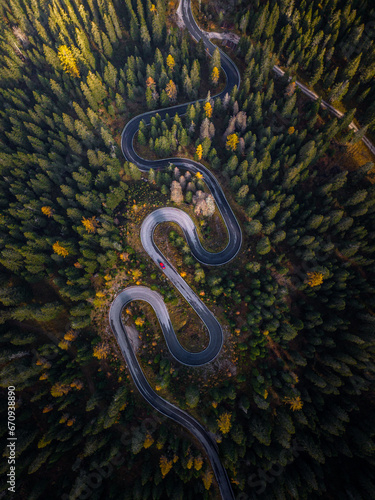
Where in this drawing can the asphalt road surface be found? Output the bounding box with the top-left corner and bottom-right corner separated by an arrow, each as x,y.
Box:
109,0 -> 242,498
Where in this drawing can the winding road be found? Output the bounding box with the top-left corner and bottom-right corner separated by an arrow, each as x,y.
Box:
109,0 -> 241,498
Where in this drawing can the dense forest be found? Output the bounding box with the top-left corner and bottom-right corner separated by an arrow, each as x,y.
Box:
199,0 -> 375,136
1,0 -> 375,499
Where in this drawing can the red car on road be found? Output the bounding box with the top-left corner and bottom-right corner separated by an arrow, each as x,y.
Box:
159,262 -> 165,269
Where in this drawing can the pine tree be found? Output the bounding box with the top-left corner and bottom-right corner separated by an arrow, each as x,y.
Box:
351,125 -> 369,144
104,13 -> 117,44
140,23 -> 151,52
329,81 -> 349,103
49,79 -> 66,102
101,31 -> 113,58
210,47 -> 220,73
86,71 -> 107,106
152,12 -> 163,44
190,59 -> 200,90
76,29 -> 96,69
103,62 -> 118,90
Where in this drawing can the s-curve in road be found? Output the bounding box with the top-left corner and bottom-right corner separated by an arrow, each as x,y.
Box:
110,0 -> 241,498
110,288 -> 234,499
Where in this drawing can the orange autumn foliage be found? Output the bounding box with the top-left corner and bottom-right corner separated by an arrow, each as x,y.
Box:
41,206 -> 53,217
306,271 -> 324,287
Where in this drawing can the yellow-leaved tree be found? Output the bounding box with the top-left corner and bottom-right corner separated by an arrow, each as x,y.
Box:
50,382 -> 71,397
160,456 -> 173,477
41,206 -> 53,217
70,379 -> 84,390
59,413 -> 69,424
64,330 -> 77,341
135,317 -> 145,327
58,339 -> 70,350
144,433 -> 154,449
93,342 -> 110,360
82,216 -> 97,233
204,101 -> 212,118
166,80 -> 177,101
226,133 -> 239,152
284,396 -> 303,411
306,271 -> 324,287
58,45 -> 80,78
53,241 -> 69,257
132,269 -> 142,280
217,412 -> 232,434
37,435 -> 52,449
166,54 -> 175,71
211,66 -> 219,85
196,144 -> 203,160
194,456 -> 203,470
202,469 -> 214,490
